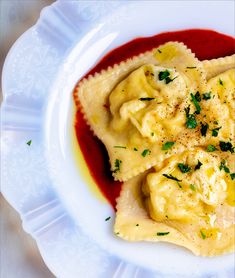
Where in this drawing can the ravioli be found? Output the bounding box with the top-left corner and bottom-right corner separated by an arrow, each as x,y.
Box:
75,40 -> 235,256
76,42 -> 206,181
115,149 -> 235,256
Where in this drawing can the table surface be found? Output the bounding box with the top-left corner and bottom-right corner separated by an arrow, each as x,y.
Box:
1,1 -> 55,277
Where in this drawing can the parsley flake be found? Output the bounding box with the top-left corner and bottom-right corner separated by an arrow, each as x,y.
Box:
156,232 -> 170,236
206,145 -> 217,152
141,149 -> 151,157
190,184 -> 196,191
178,163 -> 191,173
220,161 -> 235,181
200,230 -> 206,239
219,160 -> 230,173
159,70 -> 170,80
113,159 -> 122,173
167,76 -> 178,84
139,97 -> 155,101
186,114 -> 197,128
212,127 -> 221,137
114,146 -> 126,149
162,174 -> 182,182
157,49 -> 162,53
219,78 -> 223,86
177,181 -> 182,188
219,141 -> 234,153
185,106 -> 197,129
162,141 -> 175,150
230,173 -> 235,180
191,92 -> 201,114
26,140 -> 32,146
186,66 -> 197,69
133,147 -> 138,151
202,92 -> 211,100
105,217 -> 111,221
200,123 -> 209,137
195,160 -> 203,170
195,91 -> 201,102
158,70 -> 177,84
136,224 -> 139,227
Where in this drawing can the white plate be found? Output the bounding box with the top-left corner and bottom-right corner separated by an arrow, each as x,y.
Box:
1,1 -> 234,277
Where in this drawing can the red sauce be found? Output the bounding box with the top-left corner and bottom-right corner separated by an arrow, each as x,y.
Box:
74,29 -> 235,209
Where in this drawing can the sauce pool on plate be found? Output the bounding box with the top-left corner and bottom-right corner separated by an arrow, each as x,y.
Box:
74,29 -> 235,209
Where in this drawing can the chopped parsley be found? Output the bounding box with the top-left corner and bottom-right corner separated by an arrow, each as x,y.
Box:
177,181 -> 182,188
230,173 -> 235,180
151,132 -> 154,136
219,141 -> 234,153
139,97 -> 155,101
105,217 -> 111,221
157,49 -> 162,53
219,161 -> 234,180
190,184 -> 196,191
178,163 -> 191,173
158,70 -> 170,80
200,123 -> 209,137
211,127 -> 221,137
156,232 -> 170,236
219,160 -> 230,173
190,92 -> 201,114
213,120 -> 218,125
219,78 -> 223,86
162,141 -> 175,150
141,149 -> 151,157
202,92 -> 211,100
195,160 -> 203,170
185,106 -> 197,129
200,230 -> 206,239
113,159 -> 122,173
184,106 -> 190,115
162,174 -> 182,182
206,144 -> 217,152
194,91 -> 201,102
114,146 -> 126,149
158,70 -> 177,84
186,114 -> 197,128
133,147 -> 138,151
136,224 -> 139,226
186,66 -> 197,69
26,140 -> 32,146
166,76 -> 177,84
